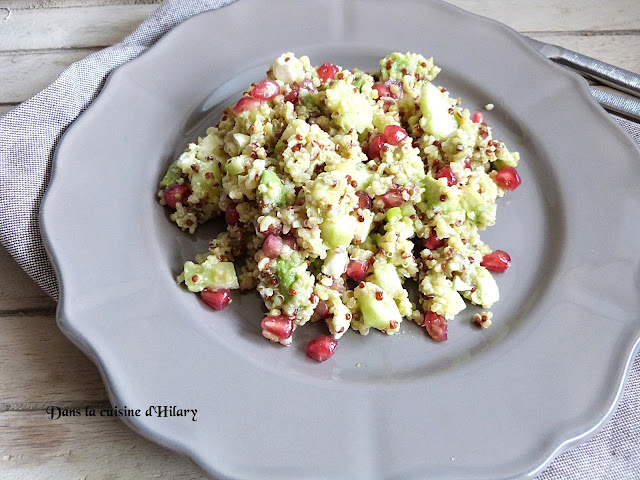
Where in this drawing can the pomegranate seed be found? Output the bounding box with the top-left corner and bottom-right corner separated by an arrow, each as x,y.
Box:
225,203 -> 240,225
494,166 -> 521,191
285,79 -> 316,104
434,165 -> 458,186
355,190 -> 372,210
315,300 -> 331,319
372,82 -> 390,98
306,336 -> 338,362
424,311 -> 447,342
346,259 -> 369,282
284,85 -> 299,104
164,184 -> 191,208
281,234 -> 297,250
384,79 -> 404,99
251,79 -> 280,100
317,63 -> 339,83
367,133 -> 386,159
471,111 -> 485,124
201,288 -> 231,310
384,124 -> 408,145
481,250 -> 511,272
261,315 -> 293,340
262,234 -> 283,258
422,230 -> 445,250
232,96 -> 261,114
464,158 -> 472,170
380,189 -> 404,208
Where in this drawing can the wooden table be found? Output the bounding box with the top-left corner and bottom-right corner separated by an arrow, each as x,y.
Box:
1,1 -> 638,478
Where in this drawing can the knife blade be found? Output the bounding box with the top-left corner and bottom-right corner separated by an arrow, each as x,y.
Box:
523,36 -> 640,98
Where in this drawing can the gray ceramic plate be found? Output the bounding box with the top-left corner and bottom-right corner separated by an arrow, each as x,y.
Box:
40,0 -> 640,479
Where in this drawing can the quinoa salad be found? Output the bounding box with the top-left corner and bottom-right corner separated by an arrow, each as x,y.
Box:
158,52 -> 521,362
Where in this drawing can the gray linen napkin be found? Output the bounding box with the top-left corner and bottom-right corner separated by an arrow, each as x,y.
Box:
0,1 -> 638,478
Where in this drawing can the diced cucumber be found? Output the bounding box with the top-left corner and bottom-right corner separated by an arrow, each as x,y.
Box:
320,215 -> 356,248
369,261 -> 403,296
386,207 -> 402,223
183,257 -> 239,292
354,282 -> 401,333
420,82 -> 457,138
226,156 -> 245,176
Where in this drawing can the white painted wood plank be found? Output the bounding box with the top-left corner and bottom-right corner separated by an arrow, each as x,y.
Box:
2,0 -> 161,8
0,1 -> 638,57
4,0 -> 639,32
447,0 -> 640,32
0,49 -> 99,104
0,246 -> 54,311
0,315 -> 107,404
0,411 -> 208,479
0,5 -> 157,51
530,33 -> 640,74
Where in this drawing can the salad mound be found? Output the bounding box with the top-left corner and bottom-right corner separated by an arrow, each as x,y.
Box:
158,52 -> 521,362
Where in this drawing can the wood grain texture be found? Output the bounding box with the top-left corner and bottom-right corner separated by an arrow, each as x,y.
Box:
529,33 -> 640,74
0,5 -> 156,51
1,0 -> 161,8
0,315 -> 105,405
0,411 -> 208,479
448,0 -> 640,31
0,49 -> 100,104
0,246 -> 54,312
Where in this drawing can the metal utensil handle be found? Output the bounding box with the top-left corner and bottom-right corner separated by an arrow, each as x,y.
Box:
590,88 -> 640,122
556,49 -> 640,98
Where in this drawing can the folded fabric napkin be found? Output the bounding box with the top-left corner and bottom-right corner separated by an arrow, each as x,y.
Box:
0,1 -> 637,478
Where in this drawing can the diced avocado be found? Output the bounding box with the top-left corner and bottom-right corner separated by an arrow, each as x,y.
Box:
420,82 -> 457,138
226,156 -> 245,176
422,175 -> 460,213
325,80 -> 374,134
183,257 -> 239,292
352,77 -> 365,92
492,146 -> 520,169
276,258 -> 296,293
369,261 -> 403,297
258,170 -> 286,206
320,214 -> 356,248
460,185 -> 494,227
160,161 -> 182,187
379,52 -> 438,81
354,282 -> 401,333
